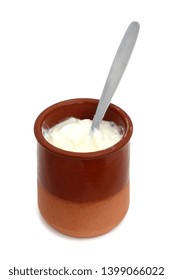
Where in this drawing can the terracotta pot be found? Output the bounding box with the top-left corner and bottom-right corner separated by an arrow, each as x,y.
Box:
34,98 -> 133,237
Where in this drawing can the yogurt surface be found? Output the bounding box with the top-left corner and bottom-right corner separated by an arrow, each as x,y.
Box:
43,117 -> 123,152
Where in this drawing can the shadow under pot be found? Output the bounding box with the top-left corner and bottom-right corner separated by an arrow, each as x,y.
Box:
34,98 -> 133,238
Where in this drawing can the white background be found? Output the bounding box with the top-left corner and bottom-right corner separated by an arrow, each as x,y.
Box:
0,0 -> 173,279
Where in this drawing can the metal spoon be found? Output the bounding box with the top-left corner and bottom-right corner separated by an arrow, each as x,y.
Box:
91,21 -> 140,130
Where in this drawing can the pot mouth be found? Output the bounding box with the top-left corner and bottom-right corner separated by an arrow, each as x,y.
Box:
34,98 -> 133,159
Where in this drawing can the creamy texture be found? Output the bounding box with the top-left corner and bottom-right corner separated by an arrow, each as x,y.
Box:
43,117 -> 123,152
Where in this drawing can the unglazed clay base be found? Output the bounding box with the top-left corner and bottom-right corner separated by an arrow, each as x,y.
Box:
38,181 -> 129,238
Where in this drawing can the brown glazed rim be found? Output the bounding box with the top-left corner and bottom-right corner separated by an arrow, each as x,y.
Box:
34,98 -> 133,159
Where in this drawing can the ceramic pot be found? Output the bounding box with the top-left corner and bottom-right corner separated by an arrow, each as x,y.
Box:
34,98 -> 133,237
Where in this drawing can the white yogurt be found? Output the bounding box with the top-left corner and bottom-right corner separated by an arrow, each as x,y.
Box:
43,117 -> 123,152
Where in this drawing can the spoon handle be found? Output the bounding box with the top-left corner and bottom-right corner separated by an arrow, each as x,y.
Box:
92,21 -> 140,130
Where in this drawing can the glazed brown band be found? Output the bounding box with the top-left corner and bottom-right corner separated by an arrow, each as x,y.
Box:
37,142 -> 130,202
